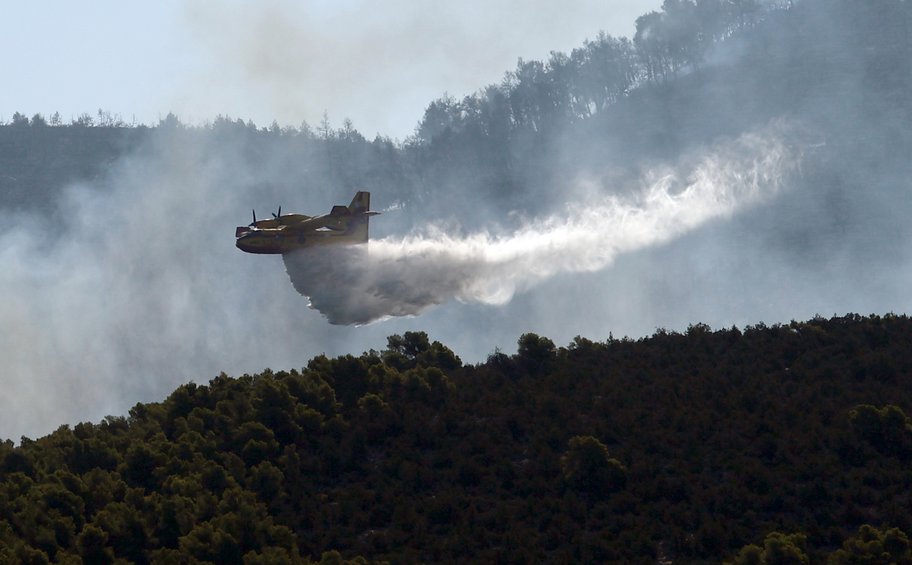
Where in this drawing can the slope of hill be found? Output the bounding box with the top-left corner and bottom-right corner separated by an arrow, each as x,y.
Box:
2,314 -> 912,563
1,3 -> 911,561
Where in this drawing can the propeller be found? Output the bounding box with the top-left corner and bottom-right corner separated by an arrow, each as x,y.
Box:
249,209 -> 258,227
272,206 -> 282,220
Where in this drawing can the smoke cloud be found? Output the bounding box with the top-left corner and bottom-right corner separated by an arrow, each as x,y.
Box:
3,1 -> 911,444
0,130 -> 380,441
0,121 -> 800,441
286,123 -> 801,324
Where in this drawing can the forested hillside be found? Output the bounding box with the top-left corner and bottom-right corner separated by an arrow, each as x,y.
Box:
5,0 -> 908,225
2,314 -> 912,563
3,1 -> 912,561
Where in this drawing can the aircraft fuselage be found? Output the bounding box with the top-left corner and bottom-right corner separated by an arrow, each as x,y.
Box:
235,191 -> 378,255
235,224 -> 368,254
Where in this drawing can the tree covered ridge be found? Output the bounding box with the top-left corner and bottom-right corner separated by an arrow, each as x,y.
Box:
6,0 -> 910,220
2,314 -> 912,562
0,0 -> 787,133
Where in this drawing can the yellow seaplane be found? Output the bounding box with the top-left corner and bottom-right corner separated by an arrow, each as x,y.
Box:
235,191 -> 379,254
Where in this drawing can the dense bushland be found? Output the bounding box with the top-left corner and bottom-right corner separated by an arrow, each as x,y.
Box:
2,314 -> 912,562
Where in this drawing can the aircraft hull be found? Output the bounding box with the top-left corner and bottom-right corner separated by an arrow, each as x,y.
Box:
235,230 -> 367,254
235,191 -> 375,255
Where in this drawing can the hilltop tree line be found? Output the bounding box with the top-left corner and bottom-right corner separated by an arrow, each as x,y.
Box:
417,0 -> 781,143
2,0 -> 788,137
2,314 -> 912,562
3,0 -> 788,149
2,1 -> 782,134
7,0 -> 910,221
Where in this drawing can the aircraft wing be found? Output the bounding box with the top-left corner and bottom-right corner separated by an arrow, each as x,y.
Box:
284,215 -> 347,233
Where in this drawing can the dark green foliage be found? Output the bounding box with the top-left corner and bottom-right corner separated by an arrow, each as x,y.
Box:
729,532 -> 809,564
848,404 -> 912,457
1,448 -> 35,477
828,525 -> 912,564
560,435 -> 627,497
0,315 -> 911,561
77,524 -> 114,564
383,331 -> 462,372
516,333 -> 558,376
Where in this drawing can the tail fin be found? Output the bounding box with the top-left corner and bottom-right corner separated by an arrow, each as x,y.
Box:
349,191 -> 370,214
347,191 -> 376,243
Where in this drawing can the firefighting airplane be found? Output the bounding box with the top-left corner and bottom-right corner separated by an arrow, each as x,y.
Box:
235,191 -> 379,254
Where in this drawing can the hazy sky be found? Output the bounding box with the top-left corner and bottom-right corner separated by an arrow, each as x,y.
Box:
1,0 -> 658,139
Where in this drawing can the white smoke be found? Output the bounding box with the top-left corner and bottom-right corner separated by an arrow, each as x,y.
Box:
0,120 -> 804,441
0,132 -> 347,441
285,122 -> 802,324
